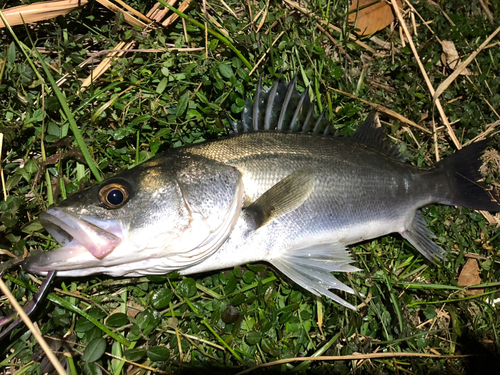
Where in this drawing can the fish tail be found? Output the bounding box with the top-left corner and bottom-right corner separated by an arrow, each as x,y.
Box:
401,141 -> 499,262
437,140 -> 500,212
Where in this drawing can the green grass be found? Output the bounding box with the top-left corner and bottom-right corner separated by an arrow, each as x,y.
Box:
1,0 -> 500,374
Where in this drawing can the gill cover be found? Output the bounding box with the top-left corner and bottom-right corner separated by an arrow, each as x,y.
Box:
25,154 -> 244,276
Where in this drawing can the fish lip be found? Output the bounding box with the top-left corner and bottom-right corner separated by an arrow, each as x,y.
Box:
24,208 -> 124,274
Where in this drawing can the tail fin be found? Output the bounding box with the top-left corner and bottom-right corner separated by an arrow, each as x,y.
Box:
437,140 -> 500,212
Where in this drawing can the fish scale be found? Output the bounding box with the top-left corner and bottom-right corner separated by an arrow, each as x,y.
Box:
25,76 -> 500,310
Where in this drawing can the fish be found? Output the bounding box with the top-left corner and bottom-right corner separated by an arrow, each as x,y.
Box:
24,75 -> 500,310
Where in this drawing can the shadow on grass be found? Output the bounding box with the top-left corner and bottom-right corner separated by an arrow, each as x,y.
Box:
458,328 -> 500,375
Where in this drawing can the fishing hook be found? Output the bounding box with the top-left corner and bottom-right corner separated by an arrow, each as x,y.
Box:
0,260 -> 56,342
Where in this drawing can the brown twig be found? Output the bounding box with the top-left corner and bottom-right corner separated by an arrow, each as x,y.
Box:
95,0 -> 148,28
0,0 -> 89,28
433,26 -> 500,107
255,0 -> 269,33
80,41 -> 135,92
104,351 -> 171,374
390,0 -> 461,149
0,133 -> 6,201
162,0 -> 192,27
316,23 -> 352,62
329,87 -> 432,134
236,352 -> 472,374
202,0 -> 208,59
249,31 -> 285,76
478,0 -> 494,25
283,0 -> 378,55
220,0 -> 237,18
0,279 -> 66,374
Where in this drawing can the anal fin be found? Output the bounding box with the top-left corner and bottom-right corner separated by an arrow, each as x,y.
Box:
401,210 -> 446,261
270,243 -> 360,310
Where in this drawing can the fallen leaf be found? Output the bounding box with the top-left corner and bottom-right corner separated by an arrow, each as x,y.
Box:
348,0 -> 402,36
110,301 -> 144,318
458,258 -> 483,295
441,40 -> 471,75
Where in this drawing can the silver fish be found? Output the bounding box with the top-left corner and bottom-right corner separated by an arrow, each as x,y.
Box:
25,76 -> 500,309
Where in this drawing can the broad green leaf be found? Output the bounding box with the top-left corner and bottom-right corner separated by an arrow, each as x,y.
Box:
151,288 -> 173,310
177,278 -> 196,298
124,348 -> 146,362
209,39 -> 219,51
219,63 -> 233,78
147,346 -> 170,361
243,270 -> 255,284
245,332 -> 262,345
21,220 -> 43,233
82,362 -> 103,375
176,92 -> 190,117
136,308 -> 160,335
82,337 -> 106,362
106,313 -> 129,327
156,77 -> 168,94
75,318 -> 95,333
7,42 -> 16,63
221,305 -> 240,324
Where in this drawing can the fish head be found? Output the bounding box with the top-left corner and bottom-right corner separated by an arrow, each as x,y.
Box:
24,154 -> 244,277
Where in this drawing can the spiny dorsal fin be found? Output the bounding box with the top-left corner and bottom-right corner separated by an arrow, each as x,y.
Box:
245,169 -> 315,228
230,75 -> 332,135
352,110 -> 406,161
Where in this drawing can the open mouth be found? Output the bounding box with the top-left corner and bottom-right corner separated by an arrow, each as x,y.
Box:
24,208 -> 123,274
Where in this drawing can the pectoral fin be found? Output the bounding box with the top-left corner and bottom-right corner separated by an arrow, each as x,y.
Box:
245,169 -> 315,228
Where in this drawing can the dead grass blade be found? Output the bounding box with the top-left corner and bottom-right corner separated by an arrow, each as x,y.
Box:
80,41 -> 134,92
112,0 -> 151,23
0,133 -> 6,201
95,0 -> 149,28
283,0 -> 378,55
162,0 -> 193,27
329,87 -> 432,134
148,0 -> 178,22
250,31 -> 285,75
0,0 -> 88,28
390,0 -> 461,150
0,278 -> 66,374
220,0 -> 238,18
433,26 -> 500,107
236,352 -> 472,374
478,0 -> 494,25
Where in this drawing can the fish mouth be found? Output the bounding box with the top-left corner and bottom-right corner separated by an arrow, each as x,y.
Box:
24,208 -> 124,275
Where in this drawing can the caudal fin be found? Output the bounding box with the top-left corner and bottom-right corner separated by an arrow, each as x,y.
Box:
438,140 -> 500,212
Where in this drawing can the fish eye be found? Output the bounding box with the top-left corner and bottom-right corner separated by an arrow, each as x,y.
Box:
99,183 -> 129,209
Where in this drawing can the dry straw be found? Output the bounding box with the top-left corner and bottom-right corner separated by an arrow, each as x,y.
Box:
0,0 -> 88,28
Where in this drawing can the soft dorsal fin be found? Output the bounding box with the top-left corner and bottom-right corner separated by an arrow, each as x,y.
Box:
352,110 -> 406,161
245,169 -> 315,229
230,75 -> 332,135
